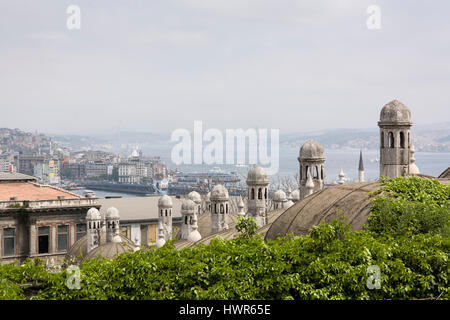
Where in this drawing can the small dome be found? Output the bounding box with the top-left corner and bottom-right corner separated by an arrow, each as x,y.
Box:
188,191 -> 201,204
246,166 -> 270,185
67,231 -> 136,263
291,189 -> 300,202
86,208 -> 101,220
210,184 -> 229,201
181,199 -> 196,212
158,195 -> 173,207
379,100 -> 411,124
299,140 -> 325,160
106,207 -> 120,219
273,190 -> 287,202
85,242 -> 136,260
187,230 -> 202,242
155,238 -> 166,248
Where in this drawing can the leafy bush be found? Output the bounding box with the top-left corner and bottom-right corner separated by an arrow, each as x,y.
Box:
367,177 -> 450,236
0,220 -> 447,300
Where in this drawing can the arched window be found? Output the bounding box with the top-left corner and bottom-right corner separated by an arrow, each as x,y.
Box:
185,216 -> 188,224
388,132 -> 394,148
314,166 -> 318,179
305,165 -> 309,179
220,204 -> 224,213
226,204 -> 228,213
380,132 -> 384,148
300,165 -> 303,180
169,209 -> 171,216
165,209 -> 167,216
265,188 -> 268,199
214,203 -> 217,214
258,188 -> 262,200
321,166 -> 324,180
251,188 -> 255,200
198,207 -> 200,214
400,132 -> 405,148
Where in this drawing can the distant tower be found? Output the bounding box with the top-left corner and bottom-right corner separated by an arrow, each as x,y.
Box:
106,207 -> 122,243
272,189 -> 287,210
210,184 -> 230,234
158,195 -> 173,240
338,168 -> 345,185
305,174 -> 314,197
358,150 -> 365,182
298,140 -> 325,200
378,100 -> 413,178
408,144 -> 420,175
181,199 -> 195,240
86,208 -> 101,253
246,166 -> 270,227
188,191 -> 202,215
237,196 -> 245,216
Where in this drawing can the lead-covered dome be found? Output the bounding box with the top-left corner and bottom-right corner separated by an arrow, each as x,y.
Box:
273,190 -> 287,202
246,166 -> 270,185
188,191 -> 201,204
379,99 -> 412,124
85,241 -> 137,260
210,184 -> 229,201
106,207 -> 120,219
181,199 -> 196,211
291,189 -> 300,202
299,140 -> 325,160
158,195 -> 173,207
265,182 -> 380,241
67,231 -> 135,264
86,207 -> 101,220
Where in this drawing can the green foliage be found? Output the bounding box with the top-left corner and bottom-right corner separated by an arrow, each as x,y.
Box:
367,177 -> 450,236
235,216 -> 258,239
0,220 -> 447,300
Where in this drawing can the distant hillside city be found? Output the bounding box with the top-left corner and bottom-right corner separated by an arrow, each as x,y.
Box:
0,127 -> 170,187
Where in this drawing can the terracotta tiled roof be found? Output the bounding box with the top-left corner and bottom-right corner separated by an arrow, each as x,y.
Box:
0,182 -> 83,201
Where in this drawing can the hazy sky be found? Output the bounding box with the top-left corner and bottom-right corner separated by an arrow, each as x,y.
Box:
1,0 -> 449,135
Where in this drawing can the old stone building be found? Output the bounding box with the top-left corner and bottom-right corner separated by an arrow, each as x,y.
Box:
0,172 -> 99,264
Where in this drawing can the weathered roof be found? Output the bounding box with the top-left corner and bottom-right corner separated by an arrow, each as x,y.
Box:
85,241 -> 137,260
0,172 -> 36,182
299,140 -> 325,161
246,166 -> 270,185
67,231 -> 135,263
264,182 -> 380,241
98,196 -> 183,223
0,181 -> 83,201
438,167 -> 450,179
174,208 -> 285,250
379,99 -> 412,124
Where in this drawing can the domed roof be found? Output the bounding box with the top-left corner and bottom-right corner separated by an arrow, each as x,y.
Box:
181,199 -> 196,212
291,189 -> 300,201
85,241 -> 137,260
265,182 -> 380,241
210,184 -> 229,201
188,191 -> 201,204
273,190 -> 287,202
379,99 -> 412,124
105,207 -> 120,219
246,166 -> 270,185
299,140 -> 325,160
187,230 -> 202,242
67,231 -> 135,264
158,195 -> 173,207
86,207 -> 101,220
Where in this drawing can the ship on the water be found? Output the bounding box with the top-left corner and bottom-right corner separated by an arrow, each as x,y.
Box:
81,182 -> 156,195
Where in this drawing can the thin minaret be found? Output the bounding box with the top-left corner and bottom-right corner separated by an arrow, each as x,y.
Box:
358,150 -> 365,182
